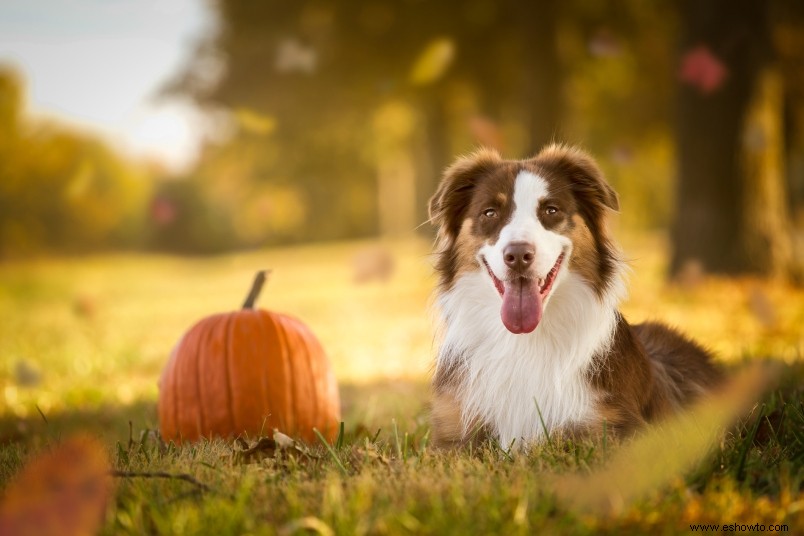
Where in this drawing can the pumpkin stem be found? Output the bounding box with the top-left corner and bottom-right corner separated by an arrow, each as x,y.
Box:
242,270 -> 271,309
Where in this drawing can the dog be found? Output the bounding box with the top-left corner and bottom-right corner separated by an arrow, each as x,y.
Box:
428,144 -> 721,448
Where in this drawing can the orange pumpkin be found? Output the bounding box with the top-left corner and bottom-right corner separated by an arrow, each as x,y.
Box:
158,271 -> 341,444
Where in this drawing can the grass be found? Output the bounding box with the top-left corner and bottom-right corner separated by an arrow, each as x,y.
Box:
1,234 -> 803,534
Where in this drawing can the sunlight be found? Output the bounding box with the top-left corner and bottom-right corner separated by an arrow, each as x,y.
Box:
126,102 -> 202,172
0,0 -> 212,172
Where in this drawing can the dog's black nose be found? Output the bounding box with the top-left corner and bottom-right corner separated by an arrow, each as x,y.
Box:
503,242 -> 535,272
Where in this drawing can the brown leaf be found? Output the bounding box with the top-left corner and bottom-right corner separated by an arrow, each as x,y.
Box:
233,437 -> 277,464
0,434 -> 113,536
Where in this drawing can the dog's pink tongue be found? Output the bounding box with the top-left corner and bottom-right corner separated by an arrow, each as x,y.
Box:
501,279 -> 543,334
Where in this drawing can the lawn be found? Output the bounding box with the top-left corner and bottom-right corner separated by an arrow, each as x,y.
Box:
1,234 -> 803,535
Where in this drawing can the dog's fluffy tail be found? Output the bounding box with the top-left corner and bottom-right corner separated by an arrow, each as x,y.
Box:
633,322 -> 723,414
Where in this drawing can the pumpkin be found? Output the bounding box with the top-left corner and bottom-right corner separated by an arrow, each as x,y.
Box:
158,271 -> 341,444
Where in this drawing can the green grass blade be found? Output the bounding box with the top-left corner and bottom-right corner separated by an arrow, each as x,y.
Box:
735,403 -> 764,481
533,397 -> 551,445
335,421 -> 345,450
314,428 -> 348,476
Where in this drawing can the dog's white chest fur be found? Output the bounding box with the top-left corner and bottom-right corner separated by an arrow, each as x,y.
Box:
436,270 -> 622,447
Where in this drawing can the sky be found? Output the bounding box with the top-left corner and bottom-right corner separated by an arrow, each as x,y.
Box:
0,0 -> 214,171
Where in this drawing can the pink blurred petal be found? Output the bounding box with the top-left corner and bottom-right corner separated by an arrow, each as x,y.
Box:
679,45 -> 728,95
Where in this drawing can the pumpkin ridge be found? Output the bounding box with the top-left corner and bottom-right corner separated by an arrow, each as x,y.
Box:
203,312 -> 231,438
231,311 -> 270,438
194,317 -> 215,437
272,313 -> 295,436
254,310 -> 272,436
223,312 -> 237,436
172,347 -> 180,441
178,321 -> 204,440
295,317 -> 319,440
192,320 -> 212,439
164,339 -> 179,442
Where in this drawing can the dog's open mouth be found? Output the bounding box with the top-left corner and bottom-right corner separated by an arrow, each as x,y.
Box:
538,252 -> 565,300
483,253 -> 565,334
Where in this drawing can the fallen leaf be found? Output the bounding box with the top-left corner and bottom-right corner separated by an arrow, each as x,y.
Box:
0,434 -> 113,536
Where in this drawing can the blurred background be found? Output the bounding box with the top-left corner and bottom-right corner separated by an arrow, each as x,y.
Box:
0,0 -> 802,274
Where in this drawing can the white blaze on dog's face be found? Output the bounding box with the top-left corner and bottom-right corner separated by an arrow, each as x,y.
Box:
479,171 -> 571,333
430,145 -> 620,335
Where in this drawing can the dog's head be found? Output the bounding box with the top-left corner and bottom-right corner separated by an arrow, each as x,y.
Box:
429,144 -> 620,334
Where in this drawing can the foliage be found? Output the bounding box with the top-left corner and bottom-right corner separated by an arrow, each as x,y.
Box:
147,175 -> 236,254
166,0 -> 691,243
0,67 -> 151,258
4,2 -> 803,255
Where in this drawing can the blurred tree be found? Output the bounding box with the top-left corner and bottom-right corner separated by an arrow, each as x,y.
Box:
147,175 -> 234,253
0,67 -> 150,258
168,0 -> 803,254
0,66 -> 22,133
519,0 -> 563,153
559,0 -> 679,230
672,0 -> 800,279
167,0 -> 576,240
775,0 -> 804,280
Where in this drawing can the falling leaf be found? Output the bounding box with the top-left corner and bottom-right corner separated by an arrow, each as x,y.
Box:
372,100 -> 416,143
552,362 -> 777,515
675,258 -> 706,290
588,29 -> 622,58
679,45 -> 728,95
468,115 -> 504,151
64,160 -> 93,201
748,285 -> 777,328
352,245 -> 395,284
150,196 -> 177,226
275,38 -> 317,74
72,294 -> 97,319
280,516 -> 334,536
0,434 -> 113,536
13,359 -> 41,387
234,108 -> 278,135
409,38 -> 455,86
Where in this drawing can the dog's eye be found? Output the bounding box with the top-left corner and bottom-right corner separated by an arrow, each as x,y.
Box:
544,206 -> 559,216
482,208 -> 497,218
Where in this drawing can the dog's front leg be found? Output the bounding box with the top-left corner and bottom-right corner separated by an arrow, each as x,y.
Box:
430,391 -> 488,449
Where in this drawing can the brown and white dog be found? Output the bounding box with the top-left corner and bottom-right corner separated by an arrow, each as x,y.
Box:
429,144 -> 721,448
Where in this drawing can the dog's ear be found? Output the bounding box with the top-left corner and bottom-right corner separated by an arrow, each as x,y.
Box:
534,144 -> 619,213
429,148 -> 502,241
534,144 -> 620,211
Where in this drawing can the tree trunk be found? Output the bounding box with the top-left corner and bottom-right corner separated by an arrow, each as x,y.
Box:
741,67 -> 794,278
415,94 -> 450,234
374,101 -> 417,238
520,0 -> 563,154
671,0 -> 794,278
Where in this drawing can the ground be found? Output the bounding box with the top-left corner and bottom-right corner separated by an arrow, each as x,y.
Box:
0,234 -> 802,535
